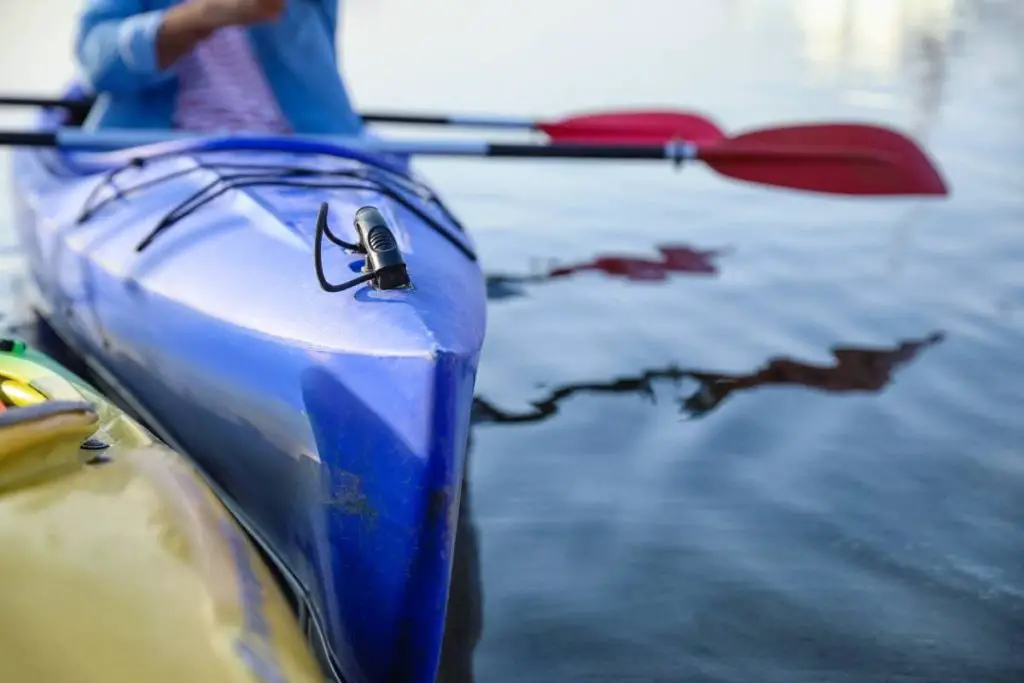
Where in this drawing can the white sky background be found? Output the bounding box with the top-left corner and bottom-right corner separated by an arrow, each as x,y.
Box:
0,0 -> 969,122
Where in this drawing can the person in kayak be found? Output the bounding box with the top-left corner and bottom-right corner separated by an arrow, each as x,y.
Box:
74,0 -> 363,134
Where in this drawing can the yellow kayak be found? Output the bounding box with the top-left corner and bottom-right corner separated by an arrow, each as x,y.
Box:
0,338 -> 325,683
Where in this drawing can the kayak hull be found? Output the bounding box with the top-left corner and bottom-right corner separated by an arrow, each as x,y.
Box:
8,105 -> 486,683
0,340 -> 326,683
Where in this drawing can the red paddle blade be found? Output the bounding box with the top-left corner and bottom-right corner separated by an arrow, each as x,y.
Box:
699,123 -> 949,196
539,110 -> 726,145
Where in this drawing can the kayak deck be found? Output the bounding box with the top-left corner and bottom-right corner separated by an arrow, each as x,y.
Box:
9,123 -> 487,683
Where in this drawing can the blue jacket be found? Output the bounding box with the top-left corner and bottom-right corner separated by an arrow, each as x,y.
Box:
75,0 -> 363,134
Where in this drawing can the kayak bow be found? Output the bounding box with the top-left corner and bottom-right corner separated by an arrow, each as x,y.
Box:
7,101 -> 485,683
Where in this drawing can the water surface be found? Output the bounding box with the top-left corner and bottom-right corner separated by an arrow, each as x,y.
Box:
2,1 -> 1022,681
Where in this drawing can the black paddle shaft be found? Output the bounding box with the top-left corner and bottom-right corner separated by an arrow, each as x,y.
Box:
484,142 -> 672,160
361,112 -> 454,125
0,96 -> 93,116
0,122 -> 690,165
0,98 -> 493,129
0,131 -> 59,147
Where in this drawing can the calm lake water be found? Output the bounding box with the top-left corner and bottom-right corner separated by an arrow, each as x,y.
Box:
2,1 -> 1023,682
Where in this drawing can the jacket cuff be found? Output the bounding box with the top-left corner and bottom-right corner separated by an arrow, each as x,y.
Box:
116,9 -> 168,77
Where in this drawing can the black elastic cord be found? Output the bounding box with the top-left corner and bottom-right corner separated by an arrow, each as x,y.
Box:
136,174 -> 477,261
78,154 -> 444,225
136,177 -> 381,252
137,172 -> 366,250
313,202 -> 373,292
71,152 -> 478,292
316,203 -> 361,251
80,162 -> 263,222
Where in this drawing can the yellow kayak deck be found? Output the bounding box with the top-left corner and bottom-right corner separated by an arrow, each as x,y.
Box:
0,339 -> 324,683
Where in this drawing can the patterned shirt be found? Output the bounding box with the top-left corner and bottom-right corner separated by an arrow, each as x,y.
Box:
172,26 -> 292,133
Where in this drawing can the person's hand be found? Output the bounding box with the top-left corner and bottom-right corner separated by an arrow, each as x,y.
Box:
198,0 -> 286,28
156,0 -> 285,68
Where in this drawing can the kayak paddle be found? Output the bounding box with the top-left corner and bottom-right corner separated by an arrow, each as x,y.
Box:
0,96 -> 726,144
0,123 -> 948,196
0,95 -> 93,115
361,109 -> 728,144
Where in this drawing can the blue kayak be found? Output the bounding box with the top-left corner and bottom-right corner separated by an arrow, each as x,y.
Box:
8,103 -> 487,683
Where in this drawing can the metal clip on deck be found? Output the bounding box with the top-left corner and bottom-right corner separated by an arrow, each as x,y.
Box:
314,202 -> 411,293
353,207 -> 411,290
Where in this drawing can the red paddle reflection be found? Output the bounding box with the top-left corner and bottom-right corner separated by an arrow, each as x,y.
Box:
547,246 -> 722,280
472,332 -> 945,424
486,245 -> 724,300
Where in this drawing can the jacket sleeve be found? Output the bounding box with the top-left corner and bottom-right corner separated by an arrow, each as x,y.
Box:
319,0 -> 339,29
75,0 -> 175,93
